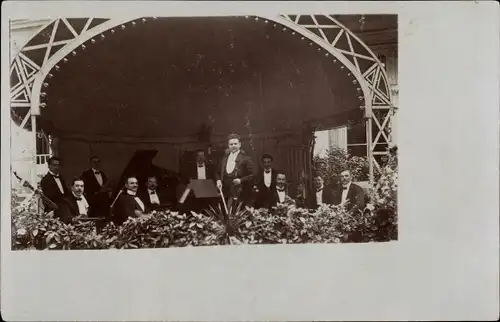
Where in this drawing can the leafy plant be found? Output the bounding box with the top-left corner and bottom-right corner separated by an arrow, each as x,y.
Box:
11,152 -> 398,250
313,147 -> 369,186
205,201 -> 251,245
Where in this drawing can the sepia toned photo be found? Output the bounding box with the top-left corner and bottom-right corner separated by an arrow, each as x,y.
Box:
10,14 -> 398,250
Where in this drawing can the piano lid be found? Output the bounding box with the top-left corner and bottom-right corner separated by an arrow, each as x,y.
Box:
113,149 -> 180,197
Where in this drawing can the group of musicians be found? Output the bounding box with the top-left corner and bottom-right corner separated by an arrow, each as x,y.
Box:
39,133 -> 366,229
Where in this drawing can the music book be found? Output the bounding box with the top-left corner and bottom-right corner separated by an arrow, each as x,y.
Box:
189,179 -> 220,198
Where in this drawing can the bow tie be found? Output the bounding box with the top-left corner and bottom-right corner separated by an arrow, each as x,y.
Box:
94,171 -> 100,175
342,186 -> 348,190
264,170 -> 271,174
150,191 -> 156,195
276,188 -> 285,192
198,164 -> 204,168
316,188 -> 323,192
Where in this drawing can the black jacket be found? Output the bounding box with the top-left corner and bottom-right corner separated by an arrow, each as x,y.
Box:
306,185 -> 335,210
332,182 -> 366,211
56,194 -> 86,224
215,150 -> 256,200
254,168 -> 278,208
112,193 -> 145,225
40,173 -> 69,210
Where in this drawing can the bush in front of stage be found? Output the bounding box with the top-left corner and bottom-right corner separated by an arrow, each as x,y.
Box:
313,147 -> 369,186
11,151 -> 398,250
11,203 -> 397,250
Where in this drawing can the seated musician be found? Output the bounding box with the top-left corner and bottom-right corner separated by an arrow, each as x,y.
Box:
55,178 -> 89,224
112,176 -> 146,225
138,175 -> 168,212
40,156 -> 69,212
81,156 -> 111,229
332,169 -> 366,212
306,172 -> 334,210
272,171 -> 295,207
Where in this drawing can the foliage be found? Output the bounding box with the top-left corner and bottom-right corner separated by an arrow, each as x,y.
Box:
11,148 -> 398,250
205,201 -> 251,244
98,211 -> 224,249
313,147 -> 369,185
368,147 -> 398,241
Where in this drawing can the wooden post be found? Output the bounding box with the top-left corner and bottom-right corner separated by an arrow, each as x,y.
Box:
31,114 -> 37,187
366,116 -> 374,188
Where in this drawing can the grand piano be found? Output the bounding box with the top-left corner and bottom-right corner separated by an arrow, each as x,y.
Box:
112,149 -> 181,209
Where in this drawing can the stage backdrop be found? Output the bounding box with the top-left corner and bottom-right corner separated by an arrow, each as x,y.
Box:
35,16 -> 362,191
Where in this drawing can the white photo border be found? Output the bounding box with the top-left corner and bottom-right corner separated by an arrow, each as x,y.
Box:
1,1 -> 499,321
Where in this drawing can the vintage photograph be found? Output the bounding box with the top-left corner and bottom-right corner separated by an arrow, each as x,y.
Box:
10,14 -> 398,250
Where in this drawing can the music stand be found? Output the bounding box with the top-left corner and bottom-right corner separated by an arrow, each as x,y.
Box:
178,179 -> 220,204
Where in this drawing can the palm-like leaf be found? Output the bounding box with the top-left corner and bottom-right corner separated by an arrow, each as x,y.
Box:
205,201 -> 250,243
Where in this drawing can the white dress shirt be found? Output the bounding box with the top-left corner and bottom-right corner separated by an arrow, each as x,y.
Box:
92,168 -> 103,186
263,170 -> 272,188
197,164 -> 207,180
148,188 -> 160,205
277,189 -> 286,203
127,190 -> 145,212
49,171 -> 64,194
316,186 -> 324,205
73,193 -> 89,215
341,182 -> 351,205
226,151 -> 239,174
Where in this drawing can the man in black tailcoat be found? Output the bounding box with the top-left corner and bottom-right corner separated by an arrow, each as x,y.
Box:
254,153 -> 278,209
81,156 -> 111,229
215,133 -> 256,208
306,172 -> 334,210
179,149 -> 218,213
40,156 -> 69,212
112,176 -> 146,225
332,169 -> 366,212
56,177 -> 90,224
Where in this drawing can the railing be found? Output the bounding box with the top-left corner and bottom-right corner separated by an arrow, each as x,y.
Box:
36,154 -> 51,165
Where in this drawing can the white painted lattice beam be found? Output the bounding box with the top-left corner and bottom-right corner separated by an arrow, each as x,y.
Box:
11,15 -> 395,186
30,17 -> 134,115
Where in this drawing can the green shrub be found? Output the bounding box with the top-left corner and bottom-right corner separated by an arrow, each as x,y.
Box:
11,150 -> 398,250
313,147 -> 369,186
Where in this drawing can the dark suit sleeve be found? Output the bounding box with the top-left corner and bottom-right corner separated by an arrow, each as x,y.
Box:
323,186 -> 335,205
55,199 -> 73,224
207,164 -> 217,181
139,190 -> 152,211
40,176 -> 51,198
61,177 -> 70,195
214,159 -> 222,182
239,156 -> 256,183
113,196 -> 136,224
352,184 -> 366,210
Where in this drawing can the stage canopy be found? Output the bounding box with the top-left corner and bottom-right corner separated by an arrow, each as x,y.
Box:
31,16 -> 361,139
10,15 -> 397,185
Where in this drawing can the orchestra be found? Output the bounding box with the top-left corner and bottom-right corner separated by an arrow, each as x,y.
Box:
32,132 -> 366,226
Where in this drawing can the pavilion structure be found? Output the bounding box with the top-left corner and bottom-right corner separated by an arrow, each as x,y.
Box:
10,15 -> 396,191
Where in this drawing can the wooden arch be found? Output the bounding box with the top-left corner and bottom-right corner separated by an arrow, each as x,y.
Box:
10,15 -> 395,185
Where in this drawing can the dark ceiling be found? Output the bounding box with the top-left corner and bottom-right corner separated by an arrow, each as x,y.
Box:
40,16 -> 361,138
